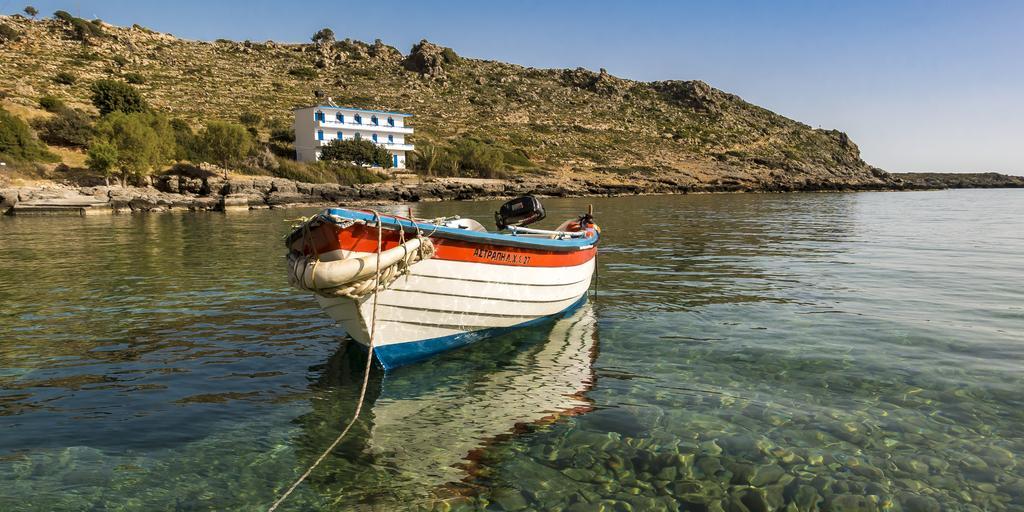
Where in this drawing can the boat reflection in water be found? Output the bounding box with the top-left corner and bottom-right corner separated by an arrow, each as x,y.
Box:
295,302 -> 598,506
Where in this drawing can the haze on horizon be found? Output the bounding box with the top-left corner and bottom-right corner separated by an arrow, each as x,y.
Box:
13,0 -> 1023,174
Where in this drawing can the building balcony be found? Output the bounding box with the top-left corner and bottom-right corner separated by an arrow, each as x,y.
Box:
316,120 -> 413,134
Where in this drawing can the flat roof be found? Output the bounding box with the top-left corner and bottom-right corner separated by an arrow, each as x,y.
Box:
293,105 -> 413,117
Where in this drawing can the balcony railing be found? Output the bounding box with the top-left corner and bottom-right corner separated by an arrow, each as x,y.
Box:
316,119 -> 413,133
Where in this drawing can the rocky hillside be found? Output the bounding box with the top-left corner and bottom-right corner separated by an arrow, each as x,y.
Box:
0,14 -> 896,191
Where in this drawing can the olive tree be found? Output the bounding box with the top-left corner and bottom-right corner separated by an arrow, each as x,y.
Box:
90,111 -> 174,186
198,120 -> 252,178
85,140 -> 118,185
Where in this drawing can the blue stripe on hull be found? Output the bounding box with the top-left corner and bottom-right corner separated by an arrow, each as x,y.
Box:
373,294 -> 590,371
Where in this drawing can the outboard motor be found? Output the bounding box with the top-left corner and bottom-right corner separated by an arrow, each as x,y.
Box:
495,195 -> 545,230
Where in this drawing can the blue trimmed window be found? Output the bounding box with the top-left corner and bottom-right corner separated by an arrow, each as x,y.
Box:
354,114 -> 362,124
371,115 -> 379,126
388,117 -> 395,127
337,132 -> 343,140
317,130 -> 324,141
315,111 -> 325,122
336,113 -> 343,123
387,135 -> 394,143
354,132 -> 362,141
372,134 -> 378,142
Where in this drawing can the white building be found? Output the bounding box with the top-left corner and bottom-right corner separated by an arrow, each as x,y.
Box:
293,105 -> 414,169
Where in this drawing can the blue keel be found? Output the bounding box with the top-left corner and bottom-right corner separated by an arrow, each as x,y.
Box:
373,294 -> 590,371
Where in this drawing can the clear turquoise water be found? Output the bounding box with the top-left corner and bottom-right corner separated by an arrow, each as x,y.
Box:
0,190 -> 1021,511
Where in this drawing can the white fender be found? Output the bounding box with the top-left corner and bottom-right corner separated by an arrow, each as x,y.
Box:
289,238 -> 424,291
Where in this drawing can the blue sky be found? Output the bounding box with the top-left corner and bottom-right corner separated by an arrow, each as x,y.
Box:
10,0 -> 1023,172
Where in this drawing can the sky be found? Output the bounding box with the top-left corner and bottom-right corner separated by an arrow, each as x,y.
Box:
8,0 -> 1023,173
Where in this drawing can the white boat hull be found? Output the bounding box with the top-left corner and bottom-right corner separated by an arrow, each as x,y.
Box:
317,253 -> 595,369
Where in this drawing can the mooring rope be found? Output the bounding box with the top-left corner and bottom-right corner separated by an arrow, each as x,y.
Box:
267,210 -> 385,512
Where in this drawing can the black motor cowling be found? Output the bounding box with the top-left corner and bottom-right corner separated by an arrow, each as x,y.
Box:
495,195 -> 545,229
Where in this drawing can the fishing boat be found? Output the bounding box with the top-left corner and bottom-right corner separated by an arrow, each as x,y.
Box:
285,197 -> 599,369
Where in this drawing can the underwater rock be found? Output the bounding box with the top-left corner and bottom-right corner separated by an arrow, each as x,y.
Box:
976,445 -> 1014,467
563,467 -> 596,483
730,487 -> 771,512
893,456 -> 929,476
726,462 -> 755,485
491,488 -> 529,511
749,464 -> 786,487
717,435 -> 760,457
793,484 -> 823,511
899,493 -> 941,512
824,494 -> 877,512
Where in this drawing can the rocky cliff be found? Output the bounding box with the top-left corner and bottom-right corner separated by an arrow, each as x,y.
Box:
0,14 -> 898,191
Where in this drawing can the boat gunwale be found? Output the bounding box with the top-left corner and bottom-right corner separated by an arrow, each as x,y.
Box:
324,208 -> 600,252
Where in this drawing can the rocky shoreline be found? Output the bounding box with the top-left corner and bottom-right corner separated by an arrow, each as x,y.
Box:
2,171 -> 1021,216
892,172 -> 1024,189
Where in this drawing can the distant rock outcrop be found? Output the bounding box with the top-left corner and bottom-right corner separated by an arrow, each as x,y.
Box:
402,39 -> 459,79
652,80 -> 739,113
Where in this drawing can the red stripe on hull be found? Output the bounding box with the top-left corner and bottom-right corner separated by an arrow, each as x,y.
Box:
300,223 -> 596,268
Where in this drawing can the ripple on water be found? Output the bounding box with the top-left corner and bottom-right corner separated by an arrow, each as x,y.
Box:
1,191 -> 1022,511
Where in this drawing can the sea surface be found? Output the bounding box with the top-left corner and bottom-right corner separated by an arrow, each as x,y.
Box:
0,190 -> 1021,511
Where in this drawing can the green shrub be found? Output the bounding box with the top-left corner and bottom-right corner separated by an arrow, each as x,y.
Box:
53,71 -> 76,85
273,157 -> 382,185
270,127 -> 294,143
91,110 -> 176,184
238,112 -> 261,126
196,120 -> 252,170
123,72 -> 145,84
54,11 -> 104,42
38,95 -> 66,113
111,55 -> 128,66
24,6 -> 39,18
452,139 -> 506,178
441,47 -> 461,64
215,38 -> 232,44
272,157 -> 316,182
34,108 -> 93,147
410,139 -> 520,179
0,108 -> 57,162
288,67 -> 317,80
501,148 -> 533,167
86,140 -> 118,183
68,16 -> 104,42
169,118 -> 200,161
90,79 -> 148,115
318,161 -> 383,185
0,23 -> 20,43
319,139 -> 392,168
311,28 -> 335,44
